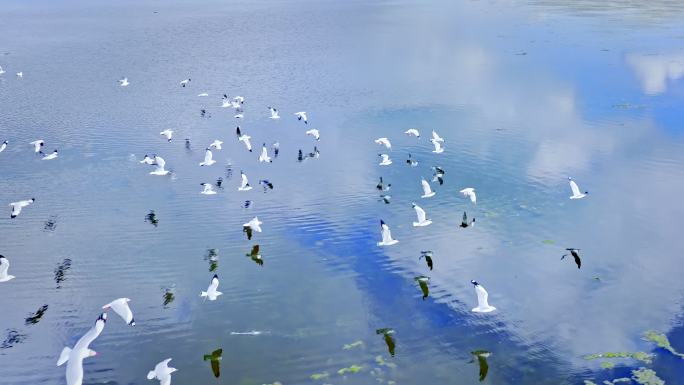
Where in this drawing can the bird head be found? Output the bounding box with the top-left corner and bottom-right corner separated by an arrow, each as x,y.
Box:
470,280 -> 479,286
31,198 -> 36,202
213,274 -> 219,280
380,219 -> 386,226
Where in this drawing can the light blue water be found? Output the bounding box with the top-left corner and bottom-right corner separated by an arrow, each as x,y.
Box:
1,0 -> 684,384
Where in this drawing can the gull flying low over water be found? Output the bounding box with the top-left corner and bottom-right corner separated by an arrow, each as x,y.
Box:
200,148 -> 216,166
57,313 -> 106,385
561,248 -> 582,269
268,107 -> 280,119
406,153 -> 418,167
119,77 -> 129,87
259,179 -> 274,192
243,217 -> 263,233
0,255 -> 15,282
9,198 -> 35,218
180,78 -> 191,87
0,140 -> 7,153
16,72 -> 23,78
30,140 -> 44,153
376,177 -> 391,191
568,177 -> 588,199
421,179 -> 435,198
259,143 -> 272,163
246,245 -> 263,266
431,138 -> 444,153
102,298 -> 135,326
147,358 -> 178,385
305,129 -> 320,141
377,220 -> 399,246
236,127 -> 252,152
160,129 -> 173,142
404,128 -> 420,138
460,211 -> 475,228
238,171 -> 252,191
378,154 -> 392,166
460,188 -> 477,204
200,274 -> 222,301
419,250 -> 433,270
412,203 -> 432,227
374,137 -> 392,149
150,156 -> 169,175
209,140 -> 223,150
41,150 -> 58,160
295,111 -> 308,124
201,183 -> 217,195
432,130 -> 444,143
471,280 -> 496,313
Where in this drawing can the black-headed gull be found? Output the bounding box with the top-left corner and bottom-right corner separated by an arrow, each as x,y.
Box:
119,77 -> 129,87
9,198 -> 35,218
268,107 -> 280,119
378,154 -> 392,166
41,150 -> 58,160
200,274 -> 222,301
377,220 -> 399,246
460,188 -> 476,204
238,171 -> 252,191
147,358 -> 178,384
102,298 -> 135,326
561,248 -> 582,269
200,148 -> 216,166
412,203 -> 432,227
460,211 -> 475,228
305,129 -> 320,141
209,140 -> 223,150
374,137 -> 392,149
258,143 -> 272,163
180,78 -> 191,87
568,177 -> 588,199
243,217 -> 262,233
160,129 -> 173,142
419,250 -> 433,270
0,255 -> 15,282
431,138 -> 444,154
236,127 -> 252,152
421,179 -> 435,198
471,280 -> 496,313
294,111 -> 308,124
406,153 -> 418,167
201,183 -> 217,195
246,245 -> 263,266
30,140 -> 44,153
150,156 -> 169,175
57,313 -> 107,385
0,140 -> 7,153
404,128 -> 420,138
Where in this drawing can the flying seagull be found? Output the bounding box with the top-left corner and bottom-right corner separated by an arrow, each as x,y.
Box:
180,78 -> 191,87
57,313 -> 107,385
561,248 -> 582,269
30,140 -> 44,153
203,348 -> 223,378
460,211 -> 475,228
199,148 -> 216,166
259,143 -> 272,163
431,138 -> 444,154
471,350 -> 491,382
412,203 -> 432,227
150,156 -> 169,175
0,140 -> 7,153
419,250 -> 433,270
209,140 -> 223,150
568,177 -> 588,199
374,137 -> 392,149
243,217 -> 263,233
259,180 -> 274,192
119,77 -> 129,87
268,107 -> 280,119
421,179 -> 435,198
432,166 -> 445,185
471,280 -> 496,313
160,129 -> 173,142
41,150 -> 58,160
415,276 -> 430,300
16,72 -> 23,78
238,171 -> 252,191
404,128 -> 420,138
406,153 -> 418,167
305,129 -> 320,141
147,358 -> 178,384
377,220 -> 399,246
460,188 -> 477,204
246,245 -> 263,266
200,274 -> 222,301
236,127 -> 252,152
9,198 -> 35,218
294,111 -> 308,124
201,183 -> 217,195
376,328 -> 396,357
378,154 -> 392,166
0,255 -> 15,282
102,298 -> 135,326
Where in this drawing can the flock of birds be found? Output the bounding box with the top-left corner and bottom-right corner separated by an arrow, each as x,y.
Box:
0,67 -> 592,385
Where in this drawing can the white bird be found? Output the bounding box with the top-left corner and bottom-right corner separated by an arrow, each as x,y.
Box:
199,148 -> 216,166
42,150 -> 58,160
377,220 -> 399,246
294,111 -> 308,124
208,140 -> 223,150
471,280 -> 496,313
412,203 -> 432,227
0,66 -> 5,75
150,156 -> 169,175
160,129 -> 173,142
374,137 -> 392,149
197,92 -> 209,97
0,255 -> 15,282
200,183 -> 217,195
9,198 -> 35,218
200,274 -> 222,301
57,313 -> 107,385
243,217 -> 263,232
147,358 -> 178,385
16,72 -> 23,78
179,78 -> 191,87
421,179 -> 435,198
119,77 -> 129,87
431,130 -> 444,142
102,298 -> 135,326
268,106 -> 280,119
431,139 -> 444,154
259,143 -> 272,163
236,127 -> 252,152
238,171 -> 253,191
404,128 -> 420,138
460,188 -> 477,204
0,140 -> 7,153
305,129 -> 320,141
140,154 -> 156,165
379,154 -> 392,166
568,177 -> 588,199
30,140 -> 44,153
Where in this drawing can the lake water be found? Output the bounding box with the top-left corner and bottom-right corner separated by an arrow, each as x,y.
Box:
1,0 -> 684,384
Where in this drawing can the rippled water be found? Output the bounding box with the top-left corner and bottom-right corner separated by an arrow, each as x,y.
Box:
1,0 -> 684,384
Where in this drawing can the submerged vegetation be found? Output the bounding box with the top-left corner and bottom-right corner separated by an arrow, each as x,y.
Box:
583,351 -> 653,364
642,330 -> 684,359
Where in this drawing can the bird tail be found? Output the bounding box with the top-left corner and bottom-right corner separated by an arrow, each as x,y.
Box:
57,347 -> 71,366
147,370 -> 156,380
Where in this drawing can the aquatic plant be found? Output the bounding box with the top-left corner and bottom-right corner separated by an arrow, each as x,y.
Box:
342,340 -> 364,350
337,364 -> 363,375
600,361 -> 615,369
310,372 -> 329,380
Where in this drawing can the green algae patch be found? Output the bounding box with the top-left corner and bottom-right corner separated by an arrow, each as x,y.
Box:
542,239 -> 556,245
343,340 -> 364,350
583,351 -> 653,364
310,372 -> 329,380
601,361 -> 616,369
337,365 -> 363,375
643,330 -> 684,359
631,368 -> 664,385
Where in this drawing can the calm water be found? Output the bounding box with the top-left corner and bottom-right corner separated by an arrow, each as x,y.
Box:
1,0 -> 684,384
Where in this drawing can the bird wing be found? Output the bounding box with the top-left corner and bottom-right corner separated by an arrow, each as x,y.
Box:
204,149 -> 213,163
0,258 -> 9,278
10,203 -> 21,217
109,300 -> 133,324
241,173 -> 249,187
421,180 -> 431,195
477,354 -> 489,381
475,285 -> 490,308
569,180 -> 581,196
250,245 -> 259,256
209,277 -> 220,292
414,205 -> 427,222
381,224 -> 392,243
73,315 -> 105,351
155,156 -> 166,168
